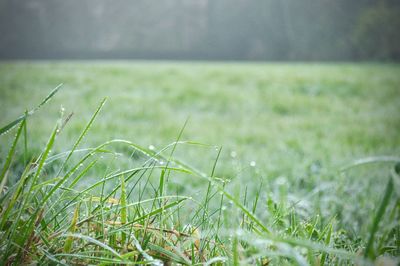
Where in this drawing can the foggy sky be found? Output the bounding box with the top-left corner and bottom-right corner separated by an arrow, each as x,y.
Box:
0,0 -> 399,61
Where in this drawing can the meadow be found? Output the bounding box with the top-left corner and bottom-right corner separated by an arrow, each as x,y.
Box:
0,62 -> 399,265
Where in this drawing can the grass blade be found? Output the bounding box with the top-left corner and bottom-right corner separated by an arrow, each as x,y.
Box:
56,97 -> 107,176
42,98 -> 107,206
0,84 -> 62,136
120,175 -> 127,248
320,223 -> 332,265
219,186 -> 271,235
63,203 -> 80,253
59,233 -> 122,259
27,125 -> 59,195
0,119 -> 25,193
364,177 -> 394,259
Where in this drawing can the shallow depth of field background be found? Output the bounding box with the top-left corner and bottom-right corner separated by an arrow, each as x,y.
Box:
0,1 -> 399,264
1,62 -> 399,176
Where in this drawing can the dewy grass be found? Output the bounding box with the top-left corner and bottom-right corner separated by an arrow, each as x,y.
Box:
0,86 -> 399,265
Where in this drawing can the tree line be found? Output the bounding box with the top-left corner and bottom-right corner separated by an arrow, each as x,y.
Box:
0,0 -> 399,61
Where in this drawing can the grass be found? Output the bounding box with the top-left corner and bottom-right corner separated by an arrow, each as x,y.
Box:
0,61 -> 399,265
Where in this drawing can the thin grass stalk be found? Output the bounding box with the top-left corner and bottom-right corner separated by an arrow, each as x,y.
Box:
364,176 -> 394,259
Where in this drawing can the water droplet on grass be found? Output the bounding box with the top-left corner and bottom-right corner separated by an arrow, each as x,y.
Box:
250,161 -> 256,167
276,176 -> 287,186
148,145 -> 155,150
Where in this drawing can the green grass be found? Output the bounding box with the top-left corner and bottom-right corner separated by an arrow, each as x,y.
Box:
0,61 -> 400,265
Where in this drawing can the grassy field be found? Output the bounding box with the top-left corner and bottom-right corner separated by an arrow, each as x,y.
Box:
0,61 -> 399,265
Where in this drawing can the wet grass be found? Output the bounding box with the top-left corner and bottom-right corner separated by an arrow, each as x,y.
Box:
0,61 -> 399,264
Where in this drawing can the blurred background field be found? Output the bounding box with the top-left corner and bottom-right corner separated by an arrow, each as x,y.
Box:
1,62 -> 399,175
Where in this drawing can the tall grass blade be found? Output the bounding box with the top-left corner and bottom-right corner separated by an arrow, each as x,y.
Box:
320,223 -> 332,265
0,159 -> 34,229
27,125 -> 58,195
42,98 -> 107,207
364,177 -> 394,259
0,84 -> 62,136
23,110 -> 28,165
57,97 -> 106,175
63,203 -> 80,253
202,147 -> 222,230
0,119 -> 25,191
232,236 -> 239,266
120,175 -> 127,248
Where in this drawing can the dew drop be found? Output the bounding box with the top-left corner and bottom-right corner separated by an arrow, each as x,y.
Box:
148,145 -> 155,151
250,161 -> 256,167
276,176 -> 287,186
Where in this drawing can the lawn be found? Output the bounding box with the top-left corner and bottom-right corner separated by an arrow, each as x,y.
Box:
1,62 -> 399,172
0,61 -> 399,264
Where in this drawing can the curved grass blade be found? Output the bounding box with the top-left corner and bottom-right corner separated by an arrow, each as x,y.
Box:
55,253 -> 143,264
58,233 -> 122,259
129,234 -> 162,266
147,243 -> 188,265
43,144 -> 189,222
107,197 -> 189,234
37,246 -> 68,266
341,156 -> 400,172
0,84 -> 62,136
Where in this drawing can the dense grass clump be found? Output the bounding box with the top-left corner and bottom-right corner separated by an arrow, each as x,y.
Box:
1,84 -> 399,265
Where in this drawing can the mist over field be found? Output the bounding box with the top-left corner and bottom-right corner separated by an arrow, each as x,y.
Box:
0,0 -> 399,61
